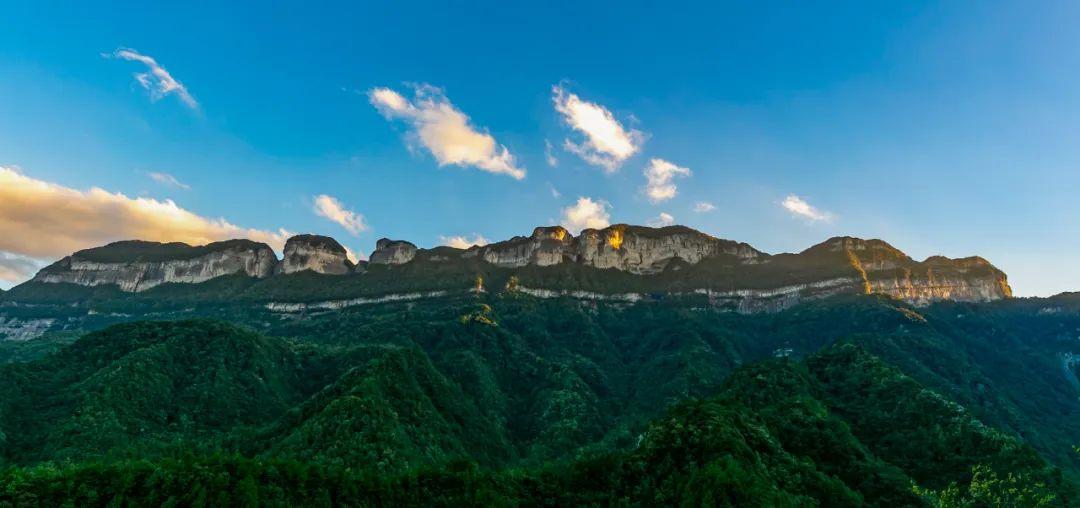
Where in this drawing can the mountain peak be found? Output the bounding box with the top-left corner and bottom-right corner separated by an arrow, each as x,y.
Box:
277,234 -> 353,275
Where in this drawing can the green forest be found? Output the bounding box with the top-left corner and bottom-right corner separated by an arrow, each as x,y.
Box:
1,293 -> 1079,506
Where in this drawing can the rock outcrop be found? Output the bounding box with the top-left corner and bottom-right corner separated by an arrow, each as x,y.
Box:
276,235 -> 353,275
32,240 -> 277,292
574,225 -> 760,273
798,237 -> 1012,304
466,226 -> 575,267
369,239 -> 418,265
469,225 -> 761,274
16,226 -> 1012,307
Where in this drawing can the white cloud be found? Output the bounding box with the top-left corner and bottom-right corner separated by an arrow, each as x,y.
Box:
553,85 -> 644,172
440,234 -> 490,249
782,194 -> 834,222
106,48 -> 198,109
643,158 -> 691,203
147,171 -> 190,190
694,201 -> 716,213
561,197 -> 611,233
647,212 -> 676,227
343,246 -> 362,264
548,183 -> 561,199
369,85 -> 525,179
544,139 -> 559,167
0,252 -> 46,285
313,194 -> 369,236
0,166 -> 289,265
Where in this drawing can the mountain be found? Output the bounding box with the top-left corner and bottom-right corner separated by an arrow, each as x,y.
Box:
3,224 -> 1076,504
276,234 -> 354,275
0,314 -> 1074,505
0,225 -> 1011,342
31,239 -> 278,292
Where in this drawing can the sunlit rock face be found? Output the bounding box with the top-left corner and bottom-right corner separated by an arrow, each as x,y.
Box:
22,225 -> 1012,307
369,239 -> 417,265
575,225 -> 761,274
276,235 -> 352,275
800,237 -> 1013,304
472,224 -> 761,274
32,240 -> 277,292
471,226 -> 574,267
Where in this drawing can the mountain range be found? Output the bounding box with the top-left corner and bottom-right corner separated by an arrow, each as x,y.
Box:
1,225 -> 1077,506
3,225 -> 1009,334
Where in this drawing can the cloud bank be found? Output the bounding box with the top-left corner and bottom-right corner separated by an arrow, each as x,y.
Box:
106,48 -> 198,109
643,158 -> 692,203
561,197 -> 612,233
0,166 -> 289,264
553,86 -> 644,172
782,194 -> 833,222
369,85 -> 525,179
313,194 -> 369,236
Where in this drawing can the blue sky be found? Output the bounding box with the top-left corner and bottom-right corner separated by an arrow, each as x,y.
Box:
1,1 -> 1079,296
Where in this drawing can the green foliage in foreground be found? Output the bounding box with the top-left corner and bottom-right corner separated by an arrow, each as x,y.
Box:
0,292 -> 1078,505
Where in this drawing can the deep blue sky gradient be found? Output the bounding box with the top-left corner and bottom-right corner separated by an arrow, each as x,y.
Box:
2,1 -> 1079,295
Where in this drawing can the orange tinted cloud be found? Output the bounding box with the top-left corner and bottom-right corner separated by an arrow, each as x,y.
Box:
0,166 -> 289,261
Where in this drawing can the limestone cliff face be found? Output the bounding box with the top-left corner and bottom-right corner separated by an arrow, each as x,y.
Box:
369,239 -> 418,265
802,237 -> 1012,304
33,240 -> 276,292
20,226 -> 1012,308
471,225 -> 761,274
575,225 -> 760,274
276,235 -> 353,275
468,226 -> 574,267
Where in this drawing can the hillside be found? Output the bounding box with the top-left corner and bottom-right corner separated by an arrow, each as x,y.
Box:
0,292 -> 1078,505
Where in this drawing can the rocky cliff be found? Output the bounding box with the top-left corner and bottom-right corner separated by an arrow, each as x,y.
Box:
32,240 -> 277,292
369,239 -> 418,265
462,225 -> 761,274
276,235 -> 353,275
15,226 -> 1012,307
798,237 -> 1012,305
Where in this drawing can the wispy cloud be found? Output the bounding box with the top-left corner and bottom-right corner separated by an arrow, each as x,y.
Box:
147,171 -> 190,190
548,182 -> 562,199
0,251 -> 46,285
643,158 -> 691,203
694,201 -> 716,213
0,166 -> 289,264
440,234 -> 490,249
553,85 -> 644,172
544,139 -> 559,167
782,194 -> 834,222
369,84 -> 525,179
561,197 -> 611,233
313,194 -> 369,236
105,48 -> 198,109
647,212 -> 675,227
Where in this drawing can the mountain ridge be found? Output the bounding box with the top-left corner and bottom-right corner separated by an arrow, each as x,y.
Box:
11,224 -> 1011,314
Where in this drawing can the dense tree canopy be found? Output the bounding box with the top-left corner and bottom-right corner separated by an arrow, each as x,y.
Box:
1,293 -> 1078,505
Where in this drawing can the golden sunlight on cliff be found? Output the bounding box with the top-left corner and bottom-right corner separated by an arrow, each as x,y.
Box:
606,229 -> 624,250
845,249 -> 873,294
